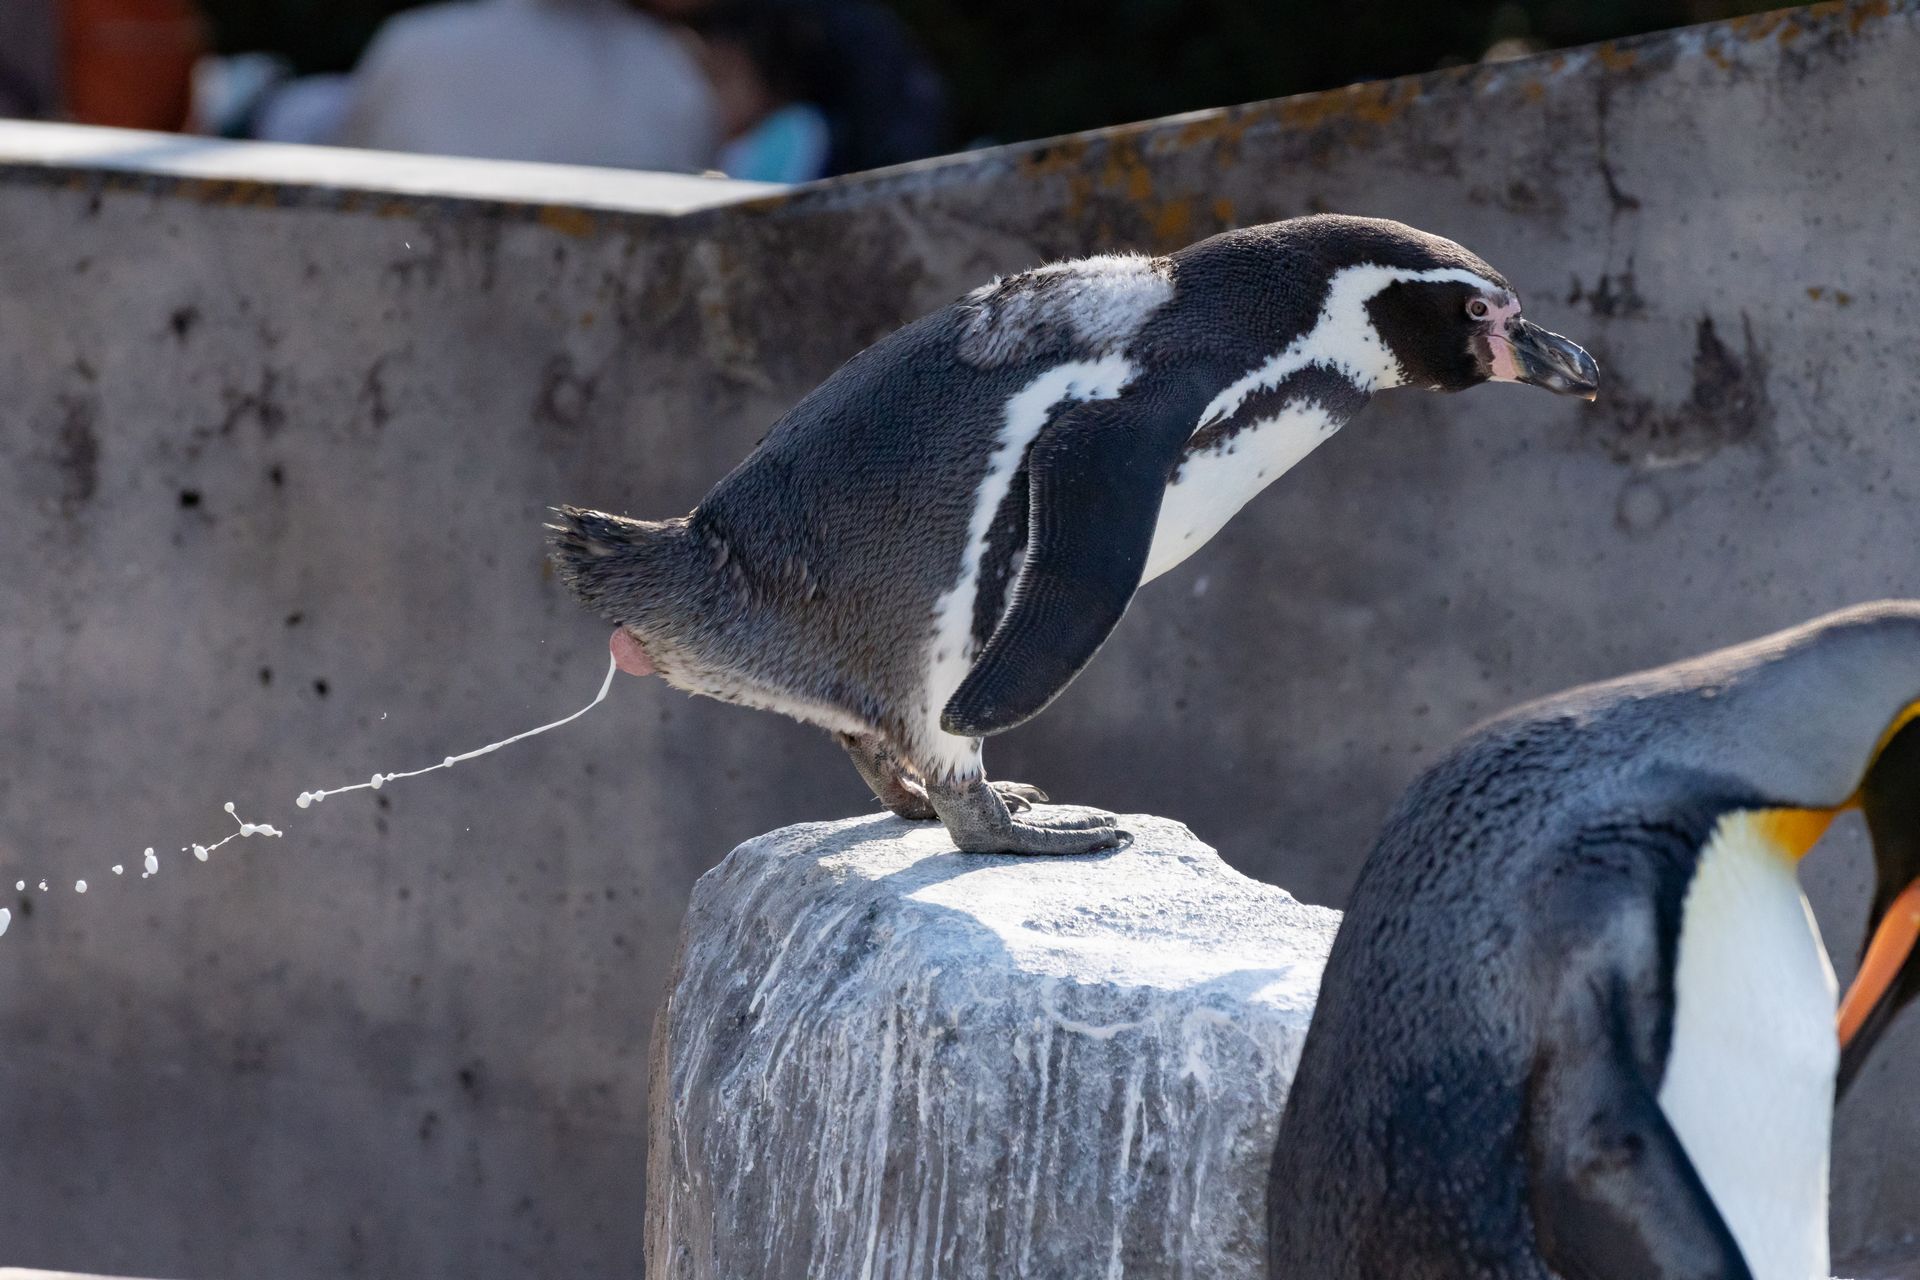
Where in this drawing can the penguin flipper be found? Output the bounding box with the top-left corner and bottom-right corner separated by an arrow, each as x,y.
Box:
1529,971 -> 1753,1280
941,376 -> 1204,738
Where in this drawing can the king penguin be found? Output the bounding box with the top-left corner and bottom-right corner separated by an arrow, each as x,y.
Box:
550,214 -> 1599,855
1268,601 -> 1920,1280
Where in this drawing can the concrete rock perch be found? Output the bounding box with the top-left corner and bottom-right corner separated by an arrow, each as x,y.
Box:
645,812 -> 1338,1279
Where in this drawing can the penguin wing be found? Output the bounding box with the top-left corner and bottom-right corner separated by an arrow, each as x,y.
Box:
1528,969 -> 1753,1280
940,372 -> 1208,738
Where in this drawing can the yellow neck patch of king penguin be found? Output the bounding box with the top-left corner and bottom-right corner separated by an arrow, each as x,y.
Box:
1748,808 -> 1837,862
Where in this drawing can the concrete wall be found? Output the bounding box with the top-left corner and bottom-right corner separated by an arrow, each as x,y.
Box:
0,2 -> 1916,1274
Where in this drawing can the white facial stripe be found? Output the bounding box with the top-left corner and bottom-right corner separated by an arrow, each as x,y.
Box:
919,356 -> 1136,778
1195,264 -> 1502,431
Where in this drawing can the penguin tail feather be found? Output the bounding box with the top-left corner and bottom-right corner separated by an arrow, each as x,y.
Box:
545,505 -> 690,623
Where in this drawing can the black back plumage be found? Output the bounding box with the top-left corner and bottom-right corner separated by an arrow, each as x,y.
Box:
1267,701 -> 1750,1278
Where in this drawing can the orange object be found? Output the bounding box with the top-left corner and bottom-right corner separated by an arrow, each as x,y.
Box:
60,0 -> 207,130
1837,877 -> 1920,1047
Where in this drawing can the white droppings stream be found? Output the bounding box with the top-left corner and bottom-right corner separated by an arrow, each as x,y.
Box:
295,653 -> 616,810
2,652 -> 619,937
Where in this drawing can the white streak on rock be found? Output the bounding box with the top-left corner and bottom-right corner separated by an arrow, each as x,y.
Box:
646,812 -> 1337,1279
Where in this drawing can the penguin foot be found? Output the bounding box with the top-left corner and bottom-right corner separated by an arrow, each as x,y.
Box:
862,777 -> 1046,823
835,734 -> 1062,831
837,732 -> 939,821
927,777 -> 1119,855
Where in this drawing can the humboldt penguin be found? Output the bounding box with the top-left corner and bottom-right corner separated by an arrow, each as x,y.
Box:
1268,601 -> 1920,1280
550,215 -> 1598,855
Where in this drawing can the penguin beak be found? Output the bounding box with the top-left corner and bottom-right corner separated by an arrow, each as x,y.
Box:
1496,318 -> 1600,401
1838,714 -> 1920,1094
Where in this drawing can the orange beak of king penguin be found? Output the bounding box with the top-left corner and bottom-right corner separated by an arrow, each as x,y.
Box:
1834,709 -> 1920,1091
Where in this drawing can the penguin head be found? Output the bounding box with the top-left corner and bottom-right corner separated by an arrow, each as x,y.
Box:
1338,220 -> 1599,400
1591,601 -> 1920,1091
1178,216 -> 1599,398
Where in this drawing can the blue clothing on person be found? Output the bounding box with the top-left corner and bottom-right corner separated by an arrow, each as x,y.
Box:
717,101 -> 831,183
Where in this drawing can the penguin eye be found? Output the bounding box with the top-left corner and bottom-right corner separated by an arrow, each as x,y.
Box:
1466,298 -> 1491,320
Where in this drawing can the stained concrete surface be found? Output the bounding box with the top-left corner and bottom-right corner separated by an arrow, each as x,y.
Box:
0,2 -> 1916,1276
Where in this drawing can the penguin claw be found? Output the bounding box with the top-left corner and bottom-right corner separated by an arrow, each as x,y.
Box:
990,780 -> 1051,813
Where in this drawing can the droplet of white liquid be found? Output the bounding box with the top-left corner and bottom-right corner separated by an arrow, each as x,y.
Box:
443,757 -> 455,767
296,792 -> 314,809
223,802 -> 236,814
369,773 -> 384,790
0,907 -> 9,936
74,880 -> 86,893
13,881 -> 22,892
37,880 -> 47,891
144,850 -> 159,875
113,865 -> 124,875
193,845 -> 209,861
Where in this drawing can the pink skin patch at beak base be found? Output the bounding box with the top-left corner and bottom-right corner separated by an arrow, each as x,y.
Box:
1481,296 -> 1525,382
610,627 -> 656,677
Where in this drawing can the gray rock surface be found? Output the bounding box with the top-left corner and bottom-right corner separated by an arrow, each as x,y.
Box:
645,813 -> 1338,1280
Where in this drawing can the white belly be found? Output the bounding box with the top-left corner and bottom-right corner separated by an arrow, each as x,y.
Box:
1657,811 -> 1838,1280
1143,402 -> 1340,583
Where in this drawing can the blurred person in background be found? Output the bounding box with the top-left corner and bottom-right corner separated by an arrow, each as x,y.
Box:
0,0 -> 62,118
642,0 -> 948,177
331,0 -> 719,172
689,2 -> 830,182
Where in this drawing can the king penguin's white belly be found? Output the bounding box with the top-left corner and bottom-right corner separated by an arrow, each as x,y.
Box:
1657,811 -> 1838,1280
1143,401 -> 1340,583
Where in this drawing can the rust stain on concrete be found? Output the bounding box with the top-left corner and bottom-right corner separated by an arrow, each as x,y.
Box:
1017,138 -> 1093,180
1730,9 -> 1790,40
1849,0 -> 1894,34
538,206 -> 598,238
1595,42 -> 1639,72
1278,78 -> 1411,131
1149,197 -> 1193,247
